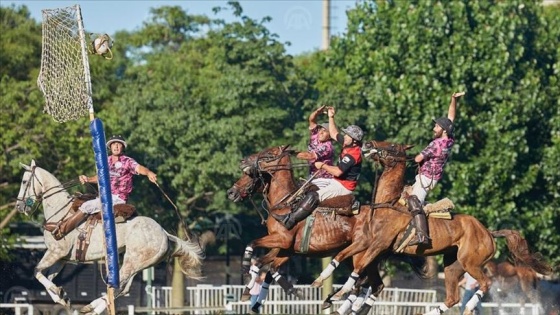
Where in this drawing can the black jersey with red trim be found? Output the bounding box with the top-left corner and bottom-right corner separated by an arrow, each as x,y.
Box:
334,134 -> 362,190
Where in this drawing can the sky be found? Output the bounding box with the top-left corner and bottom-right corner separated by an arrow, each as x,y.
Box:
4,0 -> 356,55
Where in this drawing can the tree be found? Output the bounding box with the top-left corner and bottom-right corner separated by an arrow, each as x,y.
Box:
309,0 -> 560,266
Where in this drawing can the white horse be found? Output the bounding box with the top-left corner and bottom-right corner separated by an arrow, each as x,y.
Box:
15,160 -> 204,315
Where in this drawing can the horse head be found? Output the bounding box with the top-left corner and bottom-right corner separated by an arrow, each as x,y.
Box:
362,140 -> 413,166
16,160 -> 44,215
227,145 -> 296,202
16,160 -> 70,221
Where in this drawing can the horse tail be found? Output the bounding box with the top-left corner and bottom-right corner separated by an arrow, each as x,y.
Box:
491,229 -> 552,276
168,233 -> 205,280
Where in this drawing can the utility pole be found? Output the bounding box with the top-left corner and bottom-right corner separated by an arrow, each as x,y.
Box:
322,0 -> 331,50
322,1 -> 334,313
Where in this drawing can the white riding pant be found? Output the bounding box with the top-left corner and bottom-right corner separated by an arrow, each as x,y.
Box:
316,178 -> 352,202
311,178 -> 332,189
410,174 -> 438,204
79,194 -> 125,214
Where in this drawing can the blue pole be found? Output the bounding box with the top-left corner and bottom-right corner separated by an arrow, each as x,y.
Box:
90,118 -> 119,288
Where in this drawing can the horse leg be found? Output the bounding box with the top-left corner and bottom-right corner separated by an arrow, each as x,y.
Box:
80,296 -> 108,315
241,248 -> 281,301
333,289 -> 357,315
242,244 -> 256,274
331,246 -> 382,301
34,250 -> 70,307
355,260 -> 383,315
270,257 -> 302,297
423,255 -> 463,315
312,239 -> 368,288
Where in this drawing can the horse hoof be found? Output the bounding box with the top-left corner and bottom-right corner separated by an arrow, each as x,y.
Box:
80,304 -> 94,314
294,288 -> 304,299
240,293 -> 251,302
331,291 -> 345,301
311,279 -> 323,288
321,300 -> 333,310
61,297 -> 71,308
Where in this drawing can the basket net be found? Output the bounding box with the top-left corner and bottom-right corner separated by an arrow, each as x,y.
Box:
37,5 -> 91,123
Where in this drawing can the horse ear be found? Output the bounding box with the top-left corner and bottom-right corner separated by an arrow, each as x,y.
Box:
20,161 -> 31,171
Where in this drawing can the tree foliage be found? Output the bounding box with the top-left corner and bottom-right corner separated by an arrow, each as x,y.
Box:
1,1 -> 559,268
311,0 -> 560,265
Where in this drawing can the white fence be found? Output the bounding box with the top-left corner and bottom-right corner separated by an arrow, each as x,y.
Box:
134,285 -> 541,315
0,303 -> 34,315
0,286 -> 541,315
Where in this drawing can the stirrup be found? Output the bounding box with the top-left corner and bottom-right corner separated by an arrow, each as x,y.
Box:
408,234 -> 430,246
270,212 -> 289,223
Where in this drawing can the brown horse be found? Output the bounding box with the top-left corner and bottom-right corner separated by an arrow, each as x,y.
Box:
226,145 -> 427,312
484,260 -> 541,313
311,140 -> 552,315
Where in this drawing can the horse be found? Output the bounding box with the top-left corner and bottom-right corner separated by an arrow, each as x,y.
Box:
226,145 -> 429,313
15,160 -> 204,315
484,260 -> 542,314
311,140 -> 553,315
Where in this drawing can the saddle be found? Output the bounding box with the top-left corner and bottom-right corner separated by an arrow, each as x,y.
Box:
398,186 -> 454,219
316,195 -> 360,216
43,193 -> 137,241
72,193 -> 137,222
301,185 -> 359,216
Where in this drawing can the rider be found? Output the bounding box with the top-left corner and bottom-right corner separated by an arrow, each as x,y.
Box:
407,92 -> 465,246
45,135 -> 158,238
272,106 -> 363,230
296,105 -> 334,187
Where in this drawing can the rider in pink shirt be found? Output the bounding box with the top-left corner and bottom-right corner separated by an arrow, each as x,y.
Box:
407,92 -> 465,246
45,135 -> 157,240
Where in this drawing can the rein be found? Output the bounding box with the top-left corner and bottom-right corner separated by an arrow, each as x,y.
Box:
366,141 -> 415,217
240,147 -> 301,224
19,166 -> 81,220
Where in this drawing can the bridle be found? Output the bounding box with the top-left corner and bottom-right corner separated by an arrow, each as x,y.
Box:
364,141 -> 413,214
234,146 -> 302,223
17,166 -> 79,219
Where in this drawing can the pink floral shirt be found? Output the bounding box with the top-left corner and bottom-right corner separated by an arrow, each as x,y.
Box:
109,155 -> 139,202
419,137 -> 454,181
308,126 -> 334,178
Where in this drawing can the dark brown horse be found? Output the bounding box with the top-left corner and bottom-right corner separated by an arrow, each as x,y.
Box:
484,260 -> 541,313
311,140 -> 552,315
226,145 -> 427,312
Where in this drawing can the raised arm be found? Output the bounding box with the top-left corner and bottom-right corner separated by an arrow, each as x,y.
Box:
308,105 -> 326,130
326,106 -> 339,140
448,92 -> 465,122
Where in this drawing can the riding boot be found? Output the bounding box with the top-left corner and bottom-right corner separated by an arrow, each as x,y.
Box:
271,191 -> 319,230
407,195 -> 431,246
44,211 -> 88,240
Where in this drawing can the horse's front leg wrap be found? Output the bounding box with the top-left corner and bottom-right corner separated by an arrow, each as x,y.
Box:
242,246 -> 253,273
273,272 -> 294,294
336,293 -> 356,315
356,293 -> 376,315
351,286 -> 371,313
465,290 -> 484,312
36,272 -> 64,304
245,264 -> 260,290
341,272 -> 360,294
320,259 -> 340,280
423,303 -> 448,315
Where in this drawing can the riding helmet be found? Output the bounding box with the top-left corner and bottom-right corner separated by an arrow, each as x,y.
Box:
106,135 -> 127,148
342,125 -> 364,142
